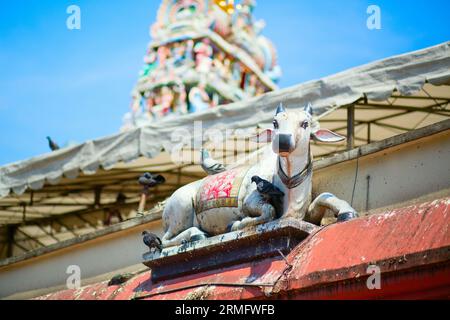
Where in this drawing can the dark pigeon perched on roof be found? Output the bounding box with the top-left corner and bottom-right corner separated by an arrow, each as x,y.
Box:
46,136 -> 60,151
108,273 -> 134,286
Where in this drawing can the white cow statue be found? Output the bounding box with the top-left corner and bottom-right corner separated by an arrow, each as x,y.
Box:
162,103 -> 358,248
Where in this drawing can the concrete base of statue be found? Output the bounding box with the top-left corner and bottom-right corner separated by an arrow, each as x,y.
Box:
142,217 -> 319,281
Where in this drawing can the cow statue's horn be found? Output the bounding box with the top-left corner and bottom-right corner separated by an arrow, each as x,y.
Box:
275,103 -> 286,115
304,102 -> 313,116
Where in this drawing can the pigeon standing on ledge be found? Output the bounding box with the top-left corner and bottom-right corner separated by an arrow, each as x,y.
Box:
142,231 -> 162,253
251,175 -> 285,218
46,136 -> 60,151
200,149 -> 226,175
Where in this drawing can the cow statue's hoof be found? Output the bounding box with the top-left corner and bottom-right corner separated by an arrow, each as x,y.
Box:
227,218 -> 250,232
336,211 -> 359,222
227,220 -> 242,232
190,233 -> 207,242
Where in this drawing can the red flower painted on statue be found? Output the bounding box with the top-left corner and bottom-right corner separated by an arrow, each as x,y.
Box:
200,170 -> 238,201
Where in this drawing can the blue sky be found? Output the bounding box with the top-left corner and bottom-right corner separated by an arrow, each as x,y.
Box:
0,0 -> 449,165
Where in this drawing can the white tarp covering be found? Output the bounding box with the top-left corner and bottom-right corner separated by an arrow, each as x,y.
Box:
1,41 -> 449,198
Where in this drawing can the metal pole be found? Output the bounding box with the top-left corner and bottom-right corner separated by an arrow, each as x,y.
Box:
367,122 -> 371,144
94,187 -> 102,208
347,105 -> 355,150
22,203 -> 26,223
137,187 -> 149,215
6,226 -> 16,258
366,175 -> 371,211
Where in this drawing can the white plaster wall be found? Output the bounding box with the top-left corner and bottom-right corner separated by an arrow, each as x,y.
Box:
0,220 -> 163,298
313,130 -> 450,212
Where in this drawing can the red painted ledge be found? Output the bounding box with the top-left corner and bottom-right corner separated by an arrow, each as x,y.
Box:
35,197 -> 450,300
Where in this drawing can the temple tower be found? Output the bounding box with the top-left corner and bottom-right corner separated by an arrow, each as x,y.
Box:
122,0 -> 281,130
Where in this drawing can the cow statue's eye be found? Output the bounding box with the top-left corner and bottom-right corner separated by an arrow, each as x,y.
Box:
273,120 -> 279,129
301,121 -> 309,129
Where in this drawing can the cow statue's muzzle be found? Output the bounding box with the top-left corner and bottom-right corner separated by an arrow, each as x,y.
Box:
274,133 -> 295,155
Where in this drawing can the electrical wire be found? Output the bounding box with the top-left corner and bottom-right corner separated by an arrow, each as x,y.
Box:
351,148 -> 361,207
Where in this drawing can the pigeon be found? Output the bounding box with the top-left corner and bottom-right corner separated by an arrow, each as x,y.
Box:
251,176 -> 285,198
108,273 -> 134,286
138,172 -> 166,188
137,173 -> 165,215
46,136 -> 60,151
200,149 -> 226,175
142,231 -> 162,253
251,176 -> 285,218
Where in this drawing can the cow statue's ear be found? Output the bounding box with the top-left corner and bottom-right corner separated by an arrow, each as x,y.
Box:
250,129 -> 274,143
311,128 -> 345,143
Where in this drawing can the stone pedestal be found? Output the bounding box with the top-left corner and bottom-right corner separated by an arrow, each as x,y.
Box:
142,218 -> 319,282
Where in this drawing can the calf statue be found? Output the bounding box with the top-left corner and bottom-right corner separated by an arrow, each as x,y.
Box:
162,103 -> 358,248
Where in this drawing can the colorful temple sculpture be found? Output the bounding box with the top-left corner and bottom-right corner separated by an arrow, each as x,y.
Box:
121,0 -> 281,131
